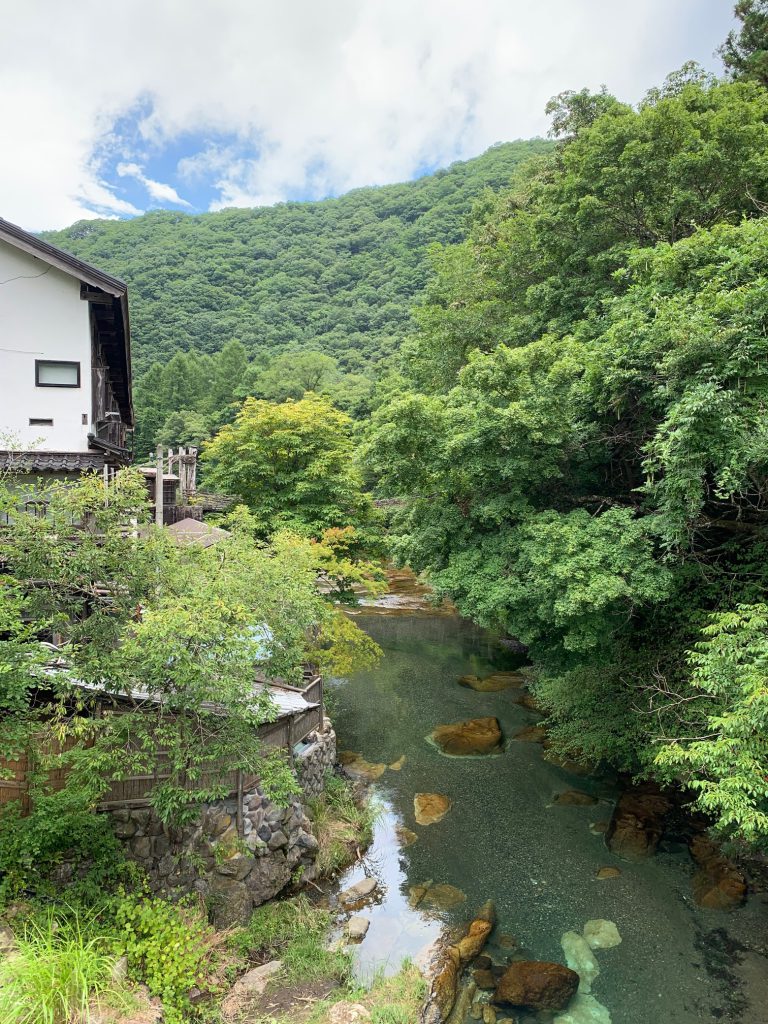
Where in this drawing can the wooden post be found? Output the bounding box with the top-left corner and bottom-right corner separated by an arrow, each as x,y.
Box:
155,445 -> 164,527
236,769 -> 244,838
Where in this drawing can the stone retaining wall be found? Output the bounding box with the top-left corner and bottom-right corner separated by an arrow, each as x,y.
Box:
107,722 -> 337,927
297,721 -> 337,798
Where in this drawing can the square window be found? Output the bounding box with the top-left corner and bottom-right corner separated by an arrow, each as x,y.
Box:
35,360 -> 81,387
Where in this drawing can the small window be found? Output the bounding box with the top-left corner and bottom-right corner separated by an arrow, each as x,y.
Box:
29,418 -> 53,427
35,360 -> 81,388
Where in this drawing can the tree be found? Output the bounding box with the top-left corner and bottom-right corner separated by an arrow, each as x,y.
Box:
0,469 -> 380,891
251,352 -> 340,402
203,393 -> 376,538
364,76 -> 768,841
720,1 -> 768,86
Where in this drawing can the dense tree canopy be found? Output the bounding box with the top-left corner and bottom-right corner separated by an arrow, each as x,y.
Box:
365,72 -> 768,841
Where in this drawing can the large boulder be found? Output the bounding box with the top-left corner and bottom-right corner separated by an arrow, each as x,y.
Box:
606,784 -> 672,861
494,961 -> 579,1012
415,793 -> 452,825
430,718 -> 504,757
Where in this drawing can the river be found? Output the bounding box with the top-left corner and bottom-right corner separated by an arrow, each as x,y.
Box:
327,588 -> 768,1024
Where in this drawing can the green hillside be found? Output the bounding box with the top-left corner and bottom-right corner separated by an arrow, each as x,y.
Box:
44,140 -> 550,377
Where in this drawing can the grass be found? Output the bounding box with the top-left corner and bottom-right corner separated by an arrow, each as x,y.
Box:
260,961 -> 427,1024
308,773 -> 377,876
230,894 -> 351,984
0,911 -> 127,1024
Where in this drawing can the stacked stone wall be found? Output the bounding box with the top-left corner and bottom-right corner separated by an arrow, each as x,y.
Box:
297,722 -> 337,798
106,722 -> 337,926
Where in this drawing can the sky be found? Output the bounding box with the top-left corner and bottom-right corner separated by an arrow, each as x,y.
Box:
0,1 -> 737,231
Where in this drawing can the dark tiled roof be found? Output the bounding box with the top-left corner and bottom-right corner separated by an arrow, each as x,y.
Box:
0,451 -> 105,472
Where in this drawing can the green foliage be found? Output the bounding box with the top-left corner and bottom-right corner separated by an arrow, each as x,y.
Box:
307,773 -> 376,875
0,911 -> 125,1024
115,893 -> 218,1022
720,1 -> 768,86
365,73 -> 768,840
0,794 -> 126,905
655,605 -> 768,843
231,894 -> 350,984
204,393 -> 377,540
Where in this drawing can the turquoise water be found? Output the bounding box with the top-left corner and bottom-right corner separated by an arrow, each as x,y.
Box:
329,609 -> 768,1024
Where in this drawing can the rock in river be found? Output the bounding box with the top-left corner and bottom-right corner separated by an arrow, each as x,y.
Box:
430,718 -> 504,756
494,961 -> 579,1012
605,783 -> 671,861
339,876 -> 378,905
689,835 -> 747,910
554,992 -> 612,1024
513,725 -> 547,744
560,931 -> 599,993
415,793 -> 452,825
338,750 -> 388,781
456,900 -> 495,963
459,673 -> 525,692
554,790 -> 597,807
582,919 -> 621,950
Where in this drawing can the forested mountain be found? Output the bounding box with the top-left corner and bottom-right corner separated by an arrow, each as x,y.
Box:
46,140 -> 547,374
43,140 -> 549,454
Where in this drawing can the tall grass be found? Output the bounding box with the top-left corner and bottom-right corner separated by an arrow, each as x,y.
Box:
0,912 -> 122,1024
308,773 -> 377,876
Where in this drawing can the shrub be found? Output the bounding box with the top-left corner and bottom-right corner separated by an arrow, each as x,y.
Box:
115,893 -> 219,1023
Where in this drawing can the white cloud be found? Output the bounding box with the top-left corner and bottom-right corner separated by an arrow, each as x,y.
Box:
116,162 -> 191,207
0,0 -> 735,230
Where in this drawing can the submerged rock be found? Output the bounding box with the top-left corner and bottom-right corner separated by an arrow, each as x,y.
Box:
430,718 -> 504,756
415,793 -> 452,825
553,992 -> 612,1024
513,725 -> 547,744
473,969 -> 497,990
389,755 -> 407,770
582,920 -> 621,950
689,835 -> 747,910
459,673 -> 525,692
422,883 -> 468,911
396,824 -> 419,847
595,866 -> 621,880
605,784 -> 671,861
494,961 -> 579,1011
338,750 -> 388,781
560,931 -> 599,994
456,901 -> 495,962
554,790 -> 598,807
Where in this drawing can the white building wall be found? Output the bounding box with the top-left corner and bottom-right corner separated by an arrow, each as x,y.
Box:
0,239 -> 92,452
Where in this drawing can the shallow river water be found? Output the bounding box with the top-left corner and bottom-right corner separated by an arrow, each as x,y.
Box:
329,602 -> 768,1024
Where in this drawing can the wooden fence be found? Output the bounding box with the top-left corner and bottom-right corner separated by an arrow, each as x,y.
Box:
0,674 -> 324,816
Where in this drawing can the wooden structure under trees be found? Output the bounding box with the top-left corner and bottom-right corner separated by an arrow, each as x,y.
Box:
0,668 -> 324,815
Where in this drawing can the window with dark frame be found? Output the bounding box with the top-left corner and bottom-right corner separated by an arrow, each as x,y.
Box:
35,360 -> 81,387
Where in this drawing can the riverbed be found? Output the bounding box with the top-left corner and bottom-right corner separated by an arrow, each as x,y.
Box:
328,594 -> 768,1024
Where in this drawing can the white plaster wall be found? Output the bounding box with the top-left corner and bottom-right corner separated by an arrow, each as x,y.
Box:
0,239 -> 92,452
